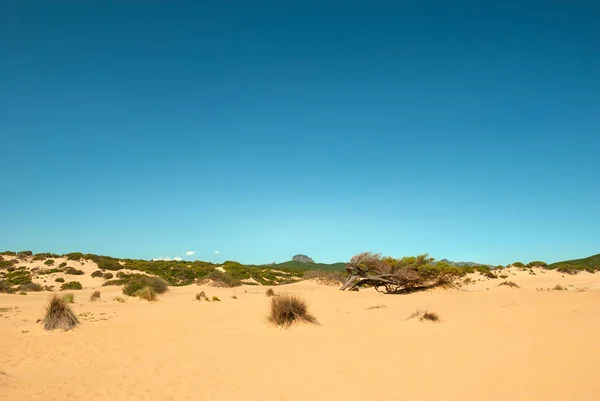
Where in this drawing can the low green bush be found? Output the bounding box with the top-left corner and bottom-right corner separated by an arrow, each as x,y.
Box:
44,259 -> 55,266
65,267 -> 85,275
55,277 -> 65,283
60,281 -> 83,290
123,275 -> 168,296
91,270 -> 104,278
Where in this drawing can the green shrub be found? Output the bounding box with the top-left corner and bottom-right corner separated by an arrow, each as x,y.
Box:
60,281 -> 83,291
123,275 -> 168,296
527,261 -> 547,268
512,262 -> 525,268
201,270 -> 242,287
268,293 -> 318,328
102,279 -> 127,286
58,262 -> 67,268
55,277 -> 65,283
102,272 -> 114,280
0,260 -> 16,269
135,286 -> 157,301
211,296 -> 221,302
44,260 -> 55,266
43,295 -> 79,330
91,270 -> 103,278
557,265 -> 583,275
65,267 -> 85,275
38,268 -> 62,275
5,270 -> 32,285
64,252 -> 84,261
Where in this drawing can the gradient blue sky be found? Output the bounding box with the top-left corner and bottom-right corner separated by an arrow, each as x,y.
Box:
1,1 -> 598,265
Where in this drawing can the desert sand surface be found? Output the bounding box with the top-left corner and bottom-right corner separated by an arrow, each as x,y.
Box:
2,267 -> 600,401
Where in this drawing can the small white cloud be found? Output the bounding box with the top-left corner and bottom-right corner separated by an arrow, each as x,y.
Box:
185,251 -> 195,256
213,250 -> 221,254
174,257 -> 183,261
152,257 -> 172,261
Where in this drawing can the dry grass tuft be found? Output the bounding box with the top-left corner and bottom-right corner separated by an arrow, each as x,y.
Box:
135,286 -> 157,301
367,304 -> 387,310
90,291 -> 101,301
195,291 -> 207,301
265,288 -> 275,297
43,295 -> 79,331
407,309 -> 440,322
268,293 -> 318,328
553,284 -> 567,291
231,295 -> 237,299
212,296 -> 221,302
498,281 -> 520,288
62,293 -> 75,303
113,296 -> 126,303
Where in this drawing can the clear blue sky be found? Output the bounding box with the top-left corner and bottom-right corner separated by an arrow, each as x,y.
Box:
1,1 -> 598,265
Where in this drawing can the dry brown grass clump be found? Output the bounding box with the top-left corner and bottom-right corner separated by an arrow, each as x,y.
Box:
553,284 -> 567,291
407,309 -> 440,322
195,291 -> 207,301
265,288 -> 275,297
498,281 -> 520,288
62,293 -> 75,303
90,291 -> 101,301
113,296 -> 126,303
367,304 -> 387,310
268,293 -> 318,328
43,295 -> 79,331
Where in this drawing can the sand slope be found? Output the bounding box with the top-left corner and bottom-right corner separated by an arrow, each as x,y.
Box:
1,268 -> 600,401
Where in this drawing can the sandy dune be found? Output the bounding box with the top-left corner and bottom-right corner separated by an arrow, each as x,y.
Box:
1,268 -> 600,401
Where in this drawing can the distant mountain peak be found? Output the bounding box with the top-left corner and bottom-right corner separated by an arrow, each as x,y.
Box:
292,254 -> 314,263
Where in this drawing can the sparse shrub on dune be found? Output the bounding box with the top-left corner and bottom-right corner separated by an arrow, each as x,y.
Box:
113,296 -> 126,303
55,277 -> 65,283
43,295 -> 79,331
44,259 -> 55,266
407,310 -> 440,322
58,262 -> 67,268
553,284 -> 567,291
122,275 -> 168,297
498,281 -> 520,288
65,267 -> 85,275
0,280 -> 15,294
199,270 -> 242,288
265,288 -> 275,297
195,291 -> 207,301
102,272 -> 114,280
18,282 -> 44,292
91,270 -> 103,278
135,286 -> 157,301
62,293 -> 75,303
90,291 -> 101,301
303,270 -> 345,285
60,281 -> 82,291
268,293 -> 318,328
212,296 -> 221,302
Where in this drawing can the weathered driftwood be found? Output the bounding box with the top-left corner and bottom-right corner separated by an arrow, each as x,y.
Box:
340,265 -> 398,293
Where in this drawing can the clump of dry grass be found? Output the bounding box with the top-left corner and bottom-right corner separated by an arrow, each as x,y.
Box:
113,296 -> 126,303
62,293 -> 75,303
212,296 -> 221,302
90,291 -> 101,301
195,291 -> 207,301
135,286 -> 157,301
231,295 -> 237,299
498,281 -> 520,288
367,305 -> 387,310
407,309 -> 440,322
265,288 -> 275,297
43,295 -> 79,331
268,293 -> 318,328
553,284 -> 567,291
